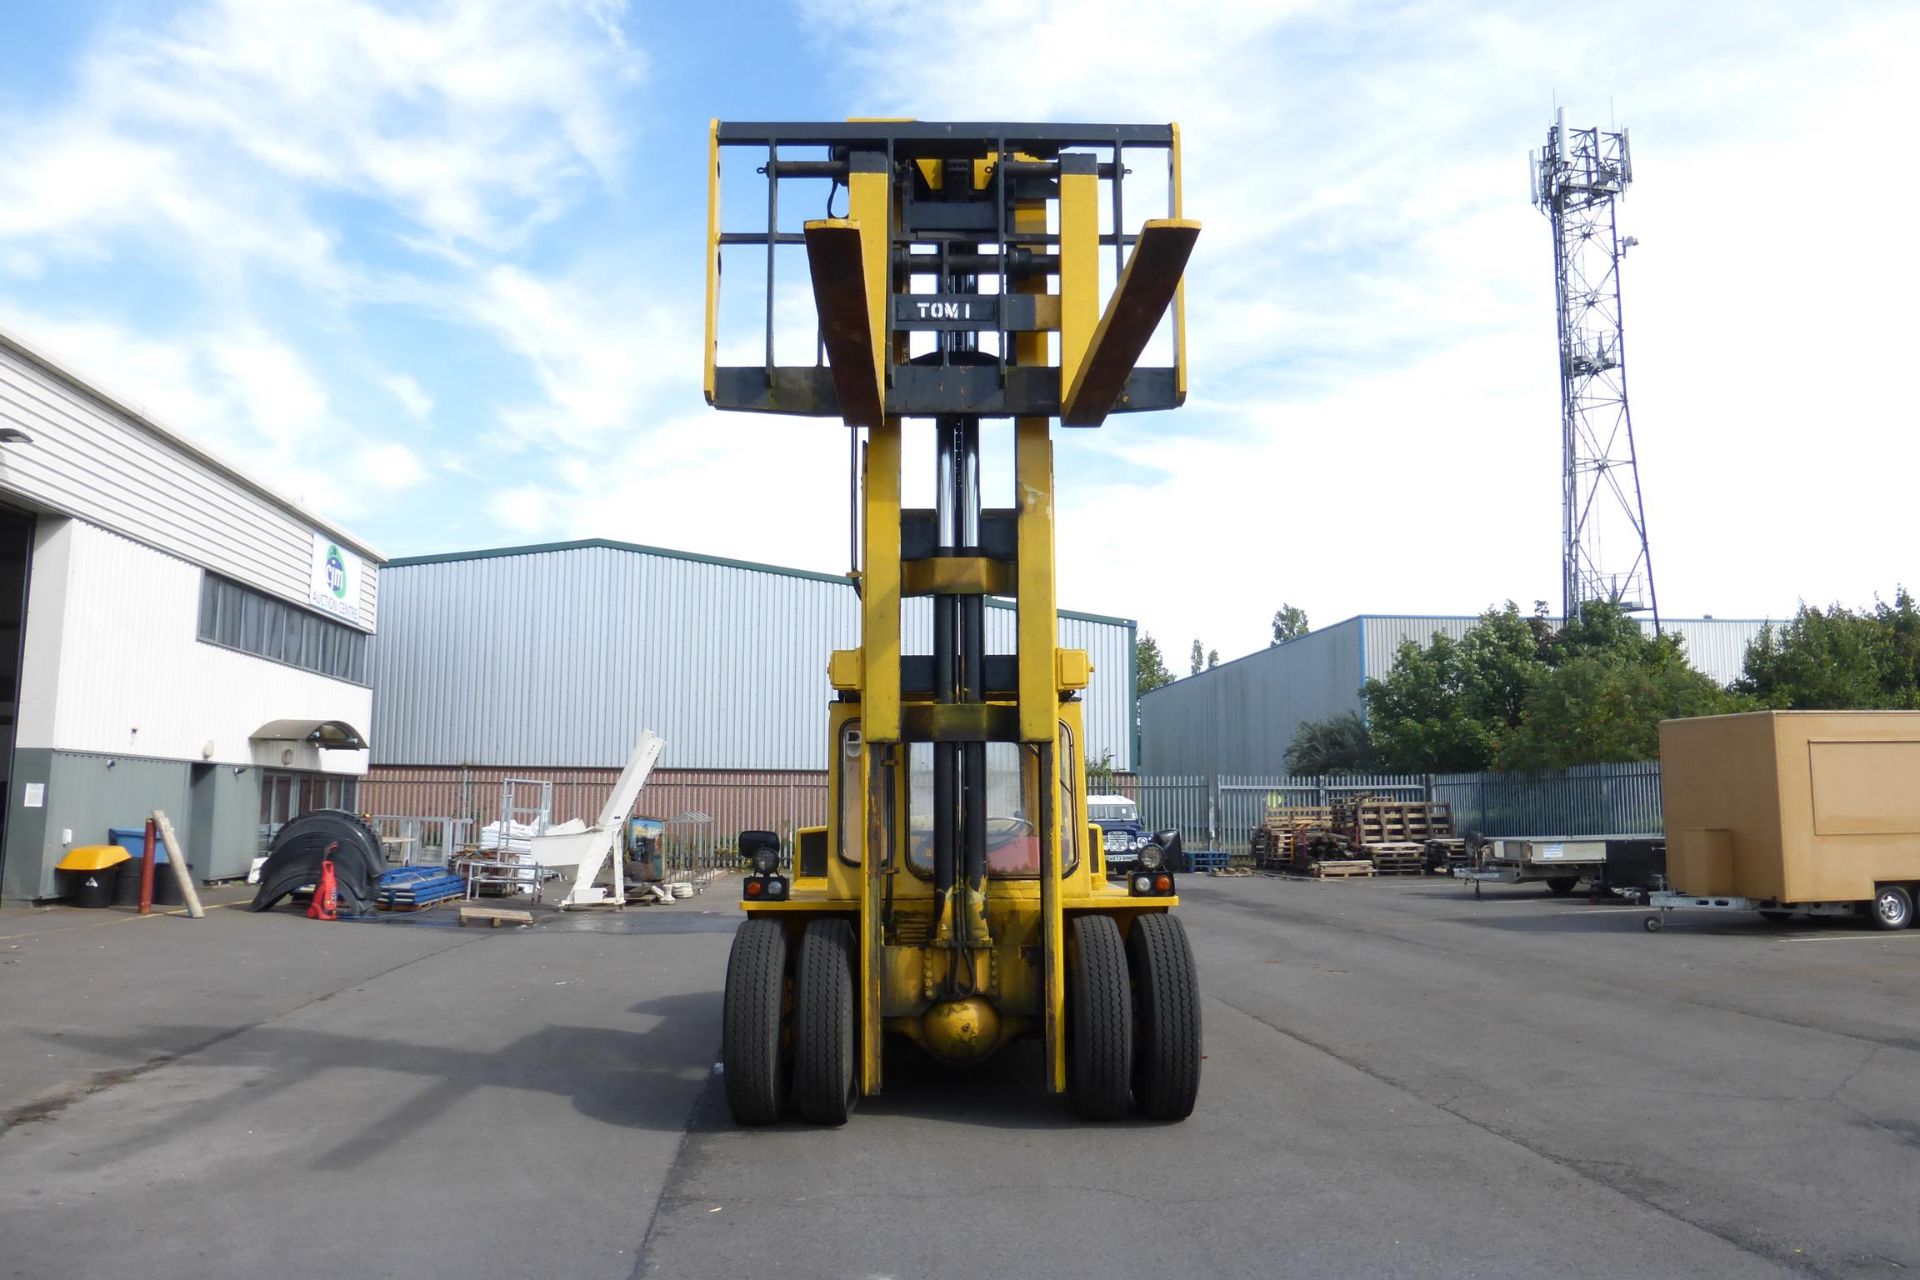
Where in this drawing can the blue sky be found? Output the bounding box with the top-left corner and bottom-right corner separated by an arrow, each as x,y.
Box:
2,0 -> 1916,663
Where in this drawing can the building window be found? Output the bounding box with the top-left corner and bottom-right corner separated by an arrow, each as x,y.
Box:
198,573 -> 368,684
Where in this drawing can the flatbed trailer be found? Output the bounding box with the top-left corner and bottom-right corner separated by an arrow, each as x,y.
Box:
1454,834 -> 1666,899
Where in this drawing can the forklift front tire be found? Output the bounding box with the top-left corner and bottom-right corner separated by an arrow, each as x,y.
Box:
792,917 -> 859,1125
1127,912 -> 1201,1121
722,919 -> 790,1125
1068,915 -> 1133,1121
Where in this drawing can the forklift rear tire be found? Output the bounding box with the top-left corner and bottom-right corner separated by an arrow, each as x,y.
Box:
722,919 -> 790,1125
792,918 -> 858,1125
1069,915 -> 1133,1121
1546,877 -> 1579,896
1127,912 -> 1201,1121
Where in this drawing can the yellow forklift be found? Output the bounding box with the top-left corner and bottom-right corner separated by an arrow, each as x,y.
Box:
705,120 -> 1200,1124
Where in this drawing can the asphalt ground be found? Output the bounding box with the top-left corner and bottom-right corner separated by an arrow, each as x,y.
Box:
2,876 -> 1916,1279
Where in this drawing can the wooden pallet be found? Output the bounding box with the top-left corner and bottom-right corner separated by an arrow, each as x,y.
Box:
1362,842 -> 1427,876
1308,859 -> 1375,879
458,904 -> 533,928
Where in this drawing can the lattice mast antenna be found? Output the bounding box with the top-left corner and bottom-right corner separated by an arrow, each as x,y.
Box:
1533,109 -> 1659,629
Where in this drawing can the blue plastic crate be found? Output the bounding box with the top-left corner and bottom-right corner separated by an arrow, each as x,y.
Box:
1185,849 -> 1231,873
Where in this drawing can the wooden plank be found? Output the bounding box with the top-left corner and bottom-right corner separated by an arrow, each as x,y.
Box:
149,810 -> 204,919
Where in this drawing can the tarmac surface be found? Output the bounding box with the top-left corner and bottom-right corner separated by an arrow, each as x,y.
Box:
2,875 -> 1917,1279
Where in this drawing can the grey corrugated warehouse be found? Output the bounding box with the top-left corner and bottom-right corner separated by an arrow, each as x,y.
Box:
1140,614 -> 1769,776
368,539 -> 1136,774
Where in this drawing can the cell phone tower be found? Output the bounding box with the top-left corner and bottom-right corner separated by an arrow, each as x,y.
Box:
1533,109 -> 1659,629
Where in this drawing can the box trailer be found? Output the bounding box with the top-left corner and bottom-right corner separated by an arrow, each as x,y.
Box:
1648,710 -> 1920,931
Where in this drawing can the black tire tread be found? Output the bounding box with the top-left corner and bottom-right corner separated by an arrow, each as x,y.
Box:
1546,877 -> 1579,896
1069,914 -> 1133,1121
723,919 -> 789,1125
1128,911 -> 1202,1121
793,918 -> 858,1125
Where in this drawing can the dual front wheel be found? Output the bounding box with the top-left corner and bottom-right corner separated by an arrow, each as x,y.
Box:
1069,912 -> 1202,1122
723,917 -> 858,1127
724,911 -> 1202,1125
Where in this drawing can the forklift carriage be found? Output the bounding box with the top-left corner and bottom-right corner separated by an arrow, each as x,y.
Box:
707,119 -> 1202,1124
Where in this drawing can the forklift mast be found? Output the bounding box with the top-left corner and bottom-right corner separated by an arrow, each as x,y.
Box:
706,120 -> 1197,1115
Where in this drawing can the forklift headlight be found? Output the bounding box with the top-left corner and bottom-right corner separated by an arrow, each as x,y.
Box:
1136,845 -> 1164,872
1132,874 -> 1153,894
764,877 -> 787,900
751,849 -> 780,876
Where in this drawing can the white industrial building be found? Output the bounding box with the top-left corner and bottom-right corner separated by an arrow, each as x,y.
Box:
0,329 -> 381,902
364,540 -> 1136,833
1140,613 -> 1770,776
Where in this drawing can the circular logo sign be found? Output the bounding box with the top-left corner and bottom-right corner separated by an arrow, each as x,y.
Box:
325,544 -> 348,599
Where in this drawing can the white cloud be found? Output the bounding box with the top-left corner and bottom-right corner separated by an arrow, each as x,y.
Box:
382,373 -> 435,420
795,0 -> 1920,659
467,262 -> 688,446
0,0 -> 644,524
0,305 -> 427,517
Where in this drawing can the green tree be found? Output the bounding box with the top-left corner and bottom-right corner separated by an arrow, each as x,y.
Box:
1189,639 -> 1205,676
1136,632 -> 1174,696
1271,604 -> 1310,644
1499,651 -> 1747,770
1363,631 -> 1502,773
1364,600 -> 1723,773
1207,647 -> 1220,670
1736,591 -> 1920,709
1284,712 -> 1378,775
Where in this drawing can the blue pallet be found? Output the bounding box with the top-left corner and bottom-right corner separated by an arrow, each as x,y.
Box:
1184,849 -> 1232,873
377,866 -> 467,909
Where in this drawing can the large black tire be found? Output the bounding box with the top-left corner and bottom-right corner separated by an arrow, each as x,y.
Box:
1870,884 -> 1914,931
1068,915 -> 1132,1121
792,918 -> 858,1125
722,919 -> 790,1125
1127,912 -> 1201,1121
1546,876 -> 1579,896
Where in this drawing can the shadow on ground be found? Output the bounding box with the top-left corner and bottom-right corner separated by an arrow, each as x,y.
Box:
692,1036 -> 1163,1136
14,988 -> 721,1168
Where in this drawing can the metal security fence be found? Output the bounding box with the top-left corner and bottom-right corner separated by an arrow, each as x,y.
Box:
1113,762 -> 1665,847
365,762 -> 1666,866
362,766 -> 830,872
1431,762 -> 1663,837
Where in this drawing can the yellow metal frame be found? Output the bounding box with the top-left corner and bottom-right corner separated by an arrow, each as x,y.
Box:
716,122 -> 1197,1101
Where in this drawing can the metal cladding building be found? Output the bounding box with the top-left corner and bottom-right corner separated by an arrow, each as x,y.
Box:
1139,613 -> 1770,776
363,540 -> 1136,836
0,329 -> 382,902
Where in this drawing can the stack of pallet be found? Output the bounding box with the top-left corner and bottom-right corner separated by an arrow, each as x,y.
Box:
1251,806 -> 1377,878
1348,800 -> 1455,876
1350,799 -> 1455,844
1249,807 -> 1331,873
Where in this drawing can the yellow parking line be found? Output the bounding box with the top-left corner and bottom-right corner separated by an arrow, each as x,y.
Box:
0,904 -> 202,943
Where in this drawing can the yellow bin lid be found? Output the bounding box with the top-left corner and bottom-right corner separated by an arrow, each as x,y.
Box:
58,845 -> 133,872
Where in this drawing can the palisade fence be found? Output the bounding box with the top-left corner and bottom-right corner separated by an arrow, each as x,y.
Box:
362,767 -> 830,873
1104,761 -> 1664,850
367,760 -> 1663,868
